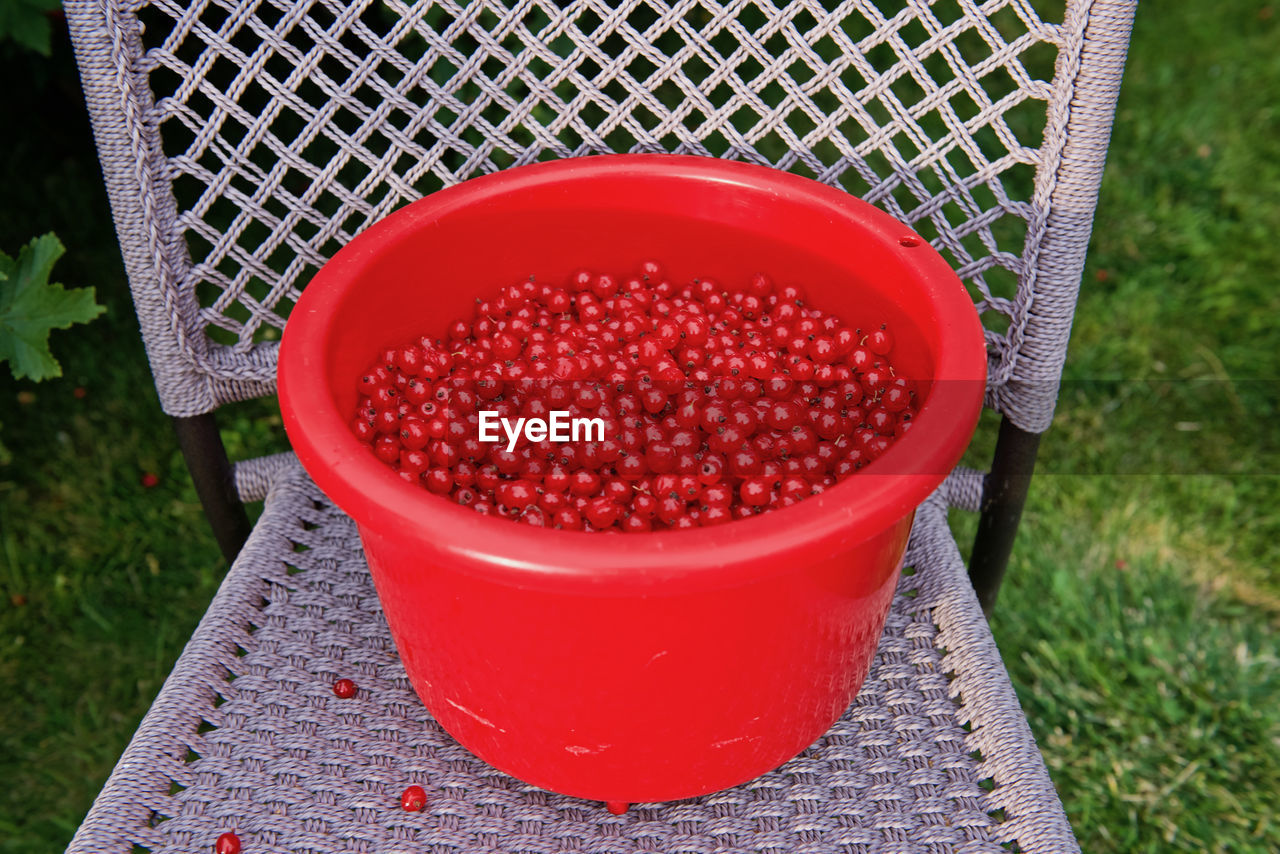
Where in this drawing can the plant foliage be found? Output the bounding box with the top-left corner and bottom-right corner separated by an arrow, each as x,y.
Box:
0,233 -> 106,381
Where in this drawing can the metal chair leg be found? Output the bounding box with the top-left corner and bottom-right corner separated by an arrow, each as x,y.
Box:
969,416 -> 1042,616
171,413 -> 251,562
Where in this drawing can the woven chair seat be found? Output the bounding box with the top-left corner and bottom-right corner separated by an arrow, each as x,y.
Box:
68,462 -> 1077,853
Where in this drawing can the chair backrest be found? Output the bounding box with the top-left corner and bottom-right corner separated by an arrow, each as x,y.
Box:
67,0 -> 1136,436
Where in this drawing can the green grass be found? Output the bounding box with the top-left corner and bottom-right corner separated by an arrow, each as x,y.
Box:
0,32 -> 283,852
963,3 -> 1280,850
2,3 -> 1279,853
987,479 -> 1280,852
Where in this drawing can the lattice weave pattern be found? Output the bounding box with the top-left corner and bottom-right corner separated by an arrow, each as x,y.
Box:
71,466 -> 1046,853
113,0 -> 1076,410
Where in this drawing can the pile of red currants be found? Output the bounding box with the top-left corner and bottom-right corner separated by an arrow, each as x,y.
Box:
349,263 -> 917,532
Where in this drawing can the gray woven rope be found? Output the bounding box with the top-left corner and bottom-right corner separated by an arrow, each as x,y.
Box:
233,450 -> 300,502
67,464 -> 1079,853
66,0 -> 1136,434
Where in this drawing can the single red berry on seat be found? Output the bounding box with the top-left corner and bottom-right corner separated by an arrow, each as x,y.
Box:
401,784 -> 428,812
215,831 -> 241,854
333,678 -> 357,699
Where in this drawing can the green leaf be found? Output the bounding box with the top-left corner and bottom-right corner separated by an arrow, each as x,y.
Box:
0,234 -> 106,382
0,0 -> 62,57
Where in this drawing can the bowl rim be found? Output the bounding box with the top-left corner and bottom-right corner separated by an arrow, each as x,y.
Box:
278,153 -> 986,591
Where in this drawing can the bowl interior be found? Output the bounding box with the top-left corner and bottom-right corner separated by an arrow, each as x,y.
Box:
319,161 -> 966,416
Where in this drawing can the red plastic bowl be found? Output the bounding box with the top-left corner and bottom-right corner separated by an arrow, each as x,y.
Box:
278,154 -> 984,804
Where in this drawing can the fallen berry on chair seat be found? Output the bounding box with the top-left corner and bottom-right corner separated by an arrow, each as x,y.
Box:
401,784 -> 427,811
215,831 -> 241,854
332,678 -> 357,698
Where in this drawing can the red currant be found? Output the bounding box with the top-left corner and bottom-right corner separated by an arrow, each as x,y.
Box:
867,325 -> 893,355
401,784 -> 428,812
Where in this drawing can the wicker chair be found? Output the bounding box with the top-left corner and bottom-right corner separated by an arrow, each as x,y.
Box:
64,0 -> 1136,851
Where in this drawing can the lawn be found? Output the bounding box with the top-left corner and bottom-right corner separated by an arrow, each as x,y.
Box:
1,2 -> 1277,853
